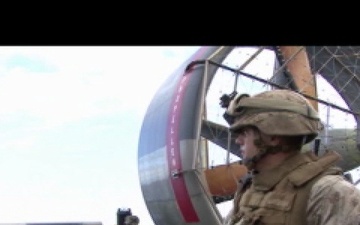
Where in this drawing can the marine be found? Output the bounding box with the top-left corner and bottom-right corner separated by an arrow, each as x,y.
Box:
222,89 -> 360,225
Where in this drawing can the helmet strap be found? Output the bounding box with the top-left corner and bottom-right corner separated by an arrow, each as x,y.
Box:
242,136 -> 283,171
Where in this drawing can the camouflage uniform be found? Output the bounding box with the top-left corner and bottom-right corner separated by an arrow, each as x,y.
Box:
307,175 -> 360,224
222,89 -> 360,225
223,151 -> 360,225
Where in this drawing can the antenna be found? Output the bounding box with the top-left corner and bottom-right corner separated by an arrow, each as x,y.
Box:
117,208 -> 132,225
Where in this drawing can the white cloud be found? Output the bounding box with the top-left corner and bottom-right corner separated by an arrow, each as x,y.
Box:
0,46 -> 200,129
0,46 -> 200,225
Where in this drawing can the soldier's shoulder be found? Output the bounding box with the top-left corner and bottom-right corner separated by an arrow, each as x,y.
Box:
308,175 -> 360,224
311,174 -> 360,197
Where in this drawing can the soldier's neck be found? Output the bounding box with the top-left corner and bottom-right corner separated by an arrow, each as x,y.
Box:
255,151 -> 296,172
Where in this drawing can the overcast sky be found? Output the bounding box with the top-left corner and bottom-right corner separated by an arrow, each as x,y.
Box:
0,46 -> 201,225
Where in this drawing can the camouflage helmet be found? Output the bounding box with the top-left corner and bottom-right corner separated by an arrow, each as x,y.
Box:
225,89 -> 322,143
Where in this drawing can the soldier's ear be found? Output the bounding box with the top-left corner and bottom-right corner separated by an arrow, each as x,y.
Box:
269,136 -> 281,146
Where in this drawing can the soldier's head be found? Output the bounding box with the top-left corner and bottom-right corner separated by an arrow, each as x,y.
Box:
124,215 -> 140,225
224,89 -> 322,170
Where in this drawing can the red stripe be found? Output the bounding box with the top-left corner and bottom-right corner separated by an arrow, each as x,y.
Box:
166,47 -> 207,223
